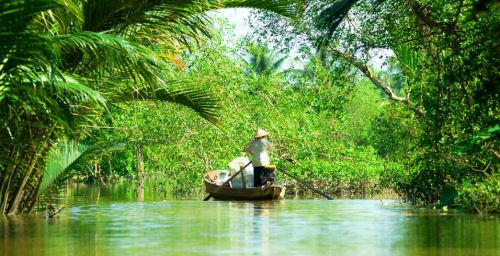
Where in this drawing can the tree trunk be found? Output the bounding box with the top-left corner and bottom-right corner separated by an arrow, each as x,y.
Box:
95,157 -> 105,185
108,159 -> 113,180
135,145 -> 145,201
6,127 -> 52,215
0,147 -> 20,214
7,145 -> 45,214
27,171 -> 44,214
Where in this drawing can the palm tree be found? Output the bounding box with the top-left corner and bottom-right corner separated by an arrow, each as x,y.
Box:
0,0 -> 295,214
243,43 -> 288,76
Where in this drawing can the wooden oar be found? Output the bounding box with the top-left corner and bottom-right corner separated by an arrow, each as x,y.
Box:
279,156 -> 333,200
278,169 -> 333,200
203,161 -> 252,201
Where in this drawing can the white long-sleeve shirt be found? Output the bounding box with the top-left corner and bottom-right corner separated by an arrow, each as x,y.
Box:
245,138 -> 273,167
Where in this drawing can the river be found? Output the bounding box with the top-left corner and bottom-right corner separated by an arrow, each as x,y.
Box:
1,182 -> 499,255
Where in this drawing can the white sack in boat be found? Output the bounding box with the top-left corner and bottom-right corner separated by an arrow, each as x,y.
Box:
228,157 -> 254,188
214,170 -> 230,185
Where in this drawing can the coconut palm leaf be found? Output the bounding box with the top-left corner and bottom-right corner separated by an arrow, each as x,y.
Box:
315,0 -> 360,49
54,31 -> 172,84
109,85 -> 221,128
223,0 -> 296,16
39,140 -> 87,194
81,0 -> 212,32
39,140 -> 125,193
272,55 -> 287,71
27,73 -> 106,105
0,72 -> 107,139
0,33 -> 55,74
0,0 -> 61,32
243,43 -> 288,75
393,44 -> 419,78
78,0 -> 295,50
80,0 -> 294,32
314,0 -> 388,49
154,87 -> 221,127
0,0 -> 80,71
52,32 -> 222,127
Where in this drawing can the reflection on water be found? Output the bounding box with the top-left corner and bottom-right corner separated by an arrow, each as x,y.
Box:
0,183 -> 499,256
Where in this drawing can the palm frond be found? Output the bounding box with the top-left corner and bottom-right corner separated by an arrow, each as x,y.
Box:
0,33 -> 58,74
39,140 -> 125,193
39,140 -> 86,193
315,0 -> 360,50
109,85 -> 221,128
0,1 -> 72,75
0,0 -> 62,32
0,71 -> 107,138
393,45 -> 419,77
222,0 -> 297,17
244,43 -> 288,75
81,0 -> 217,45
272,55 -> 287,71
54,31 -> 172,86
33,0 -> 83,34
51,74 -> 107,106
155,87 -> 221,128
4,68 -> 106,106
78,0 -> 295,51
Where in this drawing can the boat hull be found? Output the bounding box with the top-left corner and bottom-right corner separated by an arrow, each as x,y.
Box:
204,171 -> 284,200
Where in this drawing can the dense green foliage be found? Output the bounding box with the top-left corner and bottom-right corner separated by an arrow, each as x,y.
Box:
456,173 -> 500,213
0,0 -> 294,214
373,0 -> 500,212
87,30 -> 398,197
245,0 -> 499,212
1,0 -> 498,214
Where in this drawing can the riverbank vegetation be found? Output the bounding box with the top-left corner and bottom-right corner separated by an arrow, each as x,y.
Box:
245,0 -> 499,212
0,0 -> 293,214
1,0 -> 498,214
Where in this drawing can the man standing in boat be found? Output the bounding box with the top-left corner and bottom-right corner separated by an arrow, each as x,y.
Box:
245,128 -> 275,187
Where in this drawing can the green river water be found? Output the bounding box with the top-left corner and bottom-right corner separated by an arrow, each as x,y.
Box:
1,182 -> 499,256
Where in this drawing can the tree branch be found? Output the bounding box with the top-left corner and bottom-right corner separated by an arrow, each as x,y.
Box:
490,149 -> 500,159
330,48 -> 425,115
405,0 -> 463,40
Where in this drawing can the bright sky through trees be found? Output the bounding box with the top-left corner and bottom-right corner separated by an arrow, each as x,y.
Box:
210,9 -> 389,70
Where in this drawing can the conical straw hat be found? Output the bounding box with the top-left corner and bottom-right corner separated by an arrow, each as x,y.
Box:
254,128 -> 270,139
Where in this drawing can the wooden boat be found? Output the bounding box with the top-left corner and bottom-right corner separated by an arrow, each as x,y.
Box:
204,170 -> 285,200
